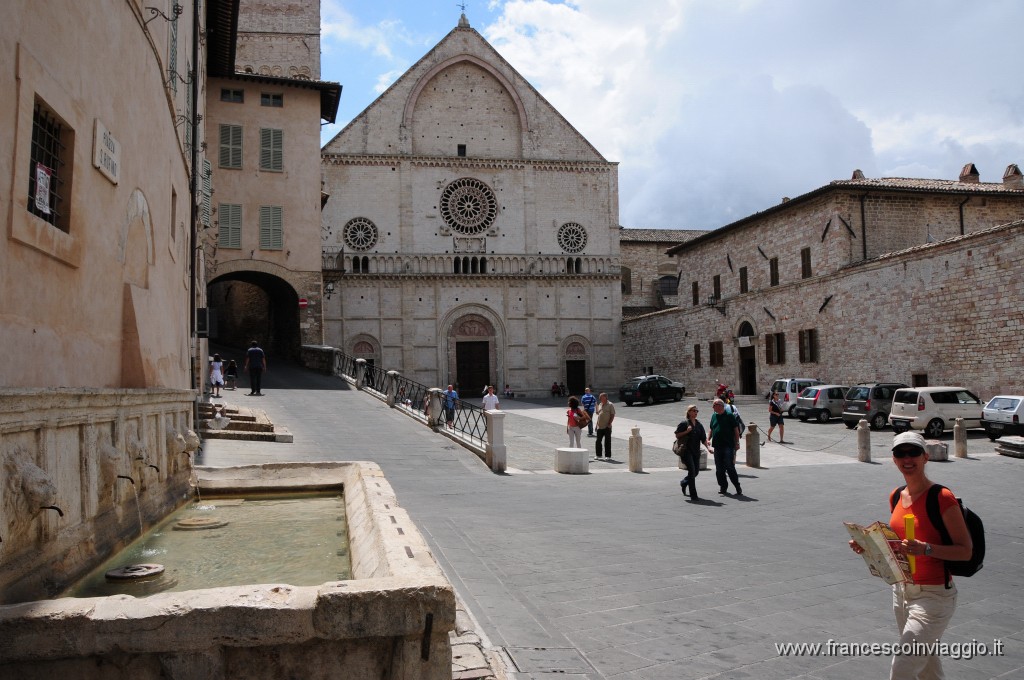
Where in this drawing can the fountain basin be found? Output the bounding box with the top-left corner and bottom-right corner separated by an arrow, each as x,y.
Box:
0,461 -> 455,679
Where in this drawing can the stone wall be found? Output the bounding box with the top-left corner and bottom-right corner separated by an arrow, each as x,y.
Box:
0,389 -> 196,605
624,220 -> 1024,398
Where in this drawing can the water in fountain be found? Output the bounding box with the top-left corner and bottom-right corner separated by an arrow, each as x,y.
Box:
63,492 -> 350,598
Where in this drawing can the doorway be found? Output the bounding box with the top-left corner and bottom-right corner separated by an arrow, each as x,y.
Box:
737,321 -> 757,395
566,360 -> 586,396
456,341 -> 490,395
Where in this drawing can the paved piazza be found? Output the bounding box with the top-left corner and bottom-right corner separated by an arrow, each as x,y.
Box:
202,364 -> 1022,679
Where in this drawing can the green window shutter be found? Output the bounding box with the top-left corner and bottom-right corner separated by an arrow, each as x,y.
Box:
218,203 -> 241,248
259,205 -> 283,249
219,124 -> 242,168
260,128 -> 283,171
201,159 -> 212,227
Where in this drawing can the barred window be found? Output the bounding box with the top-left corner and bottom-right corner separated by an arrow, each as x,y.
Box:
27,99 -> 72,232
709,341 -> 724,368
260,128 -> 283,171
259,205 -> 283,250
219,124 -> 242,168
218,203 -> 241,248
798,328 -> 819,363
766,332 -> 786,365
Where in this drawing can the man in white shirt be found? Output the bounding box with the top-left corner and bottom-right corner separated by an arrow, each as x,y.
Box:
482,385 -> 500,410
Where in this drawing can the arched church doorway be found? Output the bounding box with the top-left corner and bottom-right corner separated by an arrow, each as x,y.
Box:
448,314 -> 496,396
207,272 -> 301,361
737,321 -> 757,395
564,341 -> 588,395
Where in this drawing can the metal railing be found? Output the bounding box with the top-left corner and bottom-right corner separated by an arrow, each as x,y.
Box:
393,373 -> 431,421
439,394 -> 487,444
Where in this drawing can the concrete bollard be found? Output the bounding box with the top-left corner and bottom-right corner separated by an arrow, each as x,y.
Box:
857,419 -> 871,462
628,427 -> 643,472
354,358 -> 366,391
386,370 -> 400,407
555,447 -> 589,473
426,388 -> 444,428
954,418 -> 967,458
484,410 -> 506,473
744,423 -> 759,468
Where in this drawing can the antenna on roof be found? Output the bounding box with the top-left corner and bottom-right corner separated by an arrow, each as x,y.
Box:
457,2 -> 467,12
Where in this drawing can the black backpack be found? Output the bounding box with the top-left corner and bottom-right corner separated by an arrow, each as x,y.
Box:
890,484 -> 985,582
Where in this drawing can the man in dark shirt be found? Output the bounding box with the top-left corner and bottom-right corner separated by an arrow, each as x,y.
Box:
709,398 -> 742,495
244,340 -> 267,395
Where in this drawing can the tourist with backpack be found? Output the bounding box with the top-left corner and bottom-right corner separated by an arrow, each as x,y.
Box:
849,431 -> 974,679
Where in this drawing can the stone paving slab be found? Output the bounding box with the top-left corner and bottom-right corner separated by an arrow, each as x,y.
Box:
200,364 -> 1024,679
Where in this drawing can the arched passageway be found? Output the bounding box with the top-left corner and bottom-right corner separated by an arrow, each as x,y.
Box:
207,271 -> 301,361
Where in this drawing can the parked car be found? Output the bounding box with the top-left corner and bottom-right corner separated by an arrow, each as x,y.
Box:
768,378 -> 823,417
794,384 -> 851,423
842,382 -> 909,430
888,387 -> 984,437
619,375 -> 684,406
981,395 -> 1024,440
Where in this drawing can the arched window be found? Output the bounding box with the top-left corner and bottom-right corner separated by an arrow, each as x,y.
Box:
454,258 -> 462,274
351,256 -> 361,273
480,257 -> 487,273
658,275 -> 678,296
361,256 -> 369,272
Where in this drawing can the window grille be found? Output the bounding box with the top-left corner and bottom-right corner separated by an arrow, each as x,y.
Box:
28,100 -> 70,231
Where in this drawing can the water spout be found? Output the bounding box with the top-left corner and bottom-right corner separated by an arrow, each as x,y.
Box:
116,474 -> 136,486
41,505 -> 64,518
147,464 -> 160,473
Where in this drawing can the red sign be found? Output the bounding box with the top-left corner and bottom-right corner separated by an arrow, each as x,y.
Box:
298,298 -> 308,309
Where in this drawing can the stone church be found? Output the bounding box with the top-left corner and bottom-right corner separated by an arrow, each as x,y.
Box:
321,15 -> 621,397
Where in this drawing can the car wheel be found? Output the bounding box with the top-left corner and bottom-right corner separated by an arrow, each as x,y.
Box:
925,418 -> 945,438
870,413 -> 887,430
788,405 -> 796,417
844,421 -> 857,429
988,434 -> 1000,441
817,409 -> 831,423
646,394 -> 655,406
798,416 -> 808,422
673,391 -> 682,402
624,400 -> 633,407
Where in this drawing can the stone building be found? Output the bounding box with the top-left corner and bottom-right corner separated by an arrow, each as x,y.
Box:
622,165 -> 1024,398
204,0 -> 340,359
620,228 -> 708,319
321,15 -> 621,397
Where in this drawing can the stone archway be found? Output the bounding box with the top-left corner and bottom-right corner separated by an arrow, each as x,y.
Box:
447,314 -> 496,396
560,335 -> 592,396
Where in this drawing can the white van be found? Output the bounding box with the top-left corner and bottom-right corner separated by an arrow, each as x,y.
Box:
888,387 -> 984,437
768,378 -> 822,417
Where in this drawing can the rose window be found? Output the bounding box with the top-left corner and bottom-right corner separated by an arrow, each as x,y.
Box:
440,178 -> 498,235
557,222 -> 588,253
343,217 -> 378,251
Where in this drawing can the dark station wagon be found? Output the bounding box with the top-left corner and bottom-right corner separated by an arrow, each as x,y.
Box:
619,375 -> 685,406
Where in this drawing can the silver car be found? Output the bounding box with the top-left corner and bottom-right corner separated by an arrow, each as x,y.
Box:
794,384 -> 850,423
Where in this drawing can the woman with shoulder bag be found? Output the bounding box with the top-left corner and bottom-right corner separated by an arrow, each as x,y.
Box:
566,396 -> 587,447
675,404 -> 711,500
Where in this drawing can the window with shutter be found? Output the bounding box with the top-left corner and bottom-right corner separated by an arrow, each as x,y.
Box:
260,128 -> 283,171
259,205 -> 283,249
219,124 -> 242,168
200,160 -> 212,227
217,204 -> 241,249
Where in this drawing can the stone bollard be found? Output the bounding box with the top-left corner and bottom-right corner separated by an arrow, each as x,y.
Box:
386,370 -> 400,407
744,423 -> 760,468
925,440 -> 949,461
857,419 -> 871,462
484,410 -> 506,473
954,418 -> 968,458
426,388 -> 444,428
628,427 -> 643,472
555,447 -> 589,473
700,449 -> 708,470
354,358 -> 366,391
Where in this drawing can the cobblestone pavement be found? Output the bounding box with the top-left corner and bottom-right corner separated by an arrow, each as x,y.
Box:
202,365 -> 1023,679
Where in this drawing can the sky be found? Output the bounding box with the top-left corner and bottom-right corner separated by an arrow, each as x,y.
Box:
319,0 -> 1024,231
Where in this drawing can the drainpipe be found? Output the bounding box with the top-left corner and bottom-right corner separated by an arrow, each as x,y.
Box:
858,194 -> 868,260
958,196 -> 969,236
188,0 -> 201,393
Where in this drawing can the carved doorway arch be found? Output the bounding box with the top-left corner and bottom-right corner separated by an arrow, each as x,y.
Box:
447,314 -> 497,395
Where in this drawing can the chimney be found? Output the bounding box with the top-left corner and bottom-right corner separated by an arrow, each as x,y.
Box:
851,169 -> 865,180
1003,164 -> 1024,190
959,163 -> 980,183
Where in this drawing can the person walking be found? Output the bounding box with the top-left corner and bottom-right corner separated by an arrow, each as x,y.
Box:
244,341 -> 267,396
765,391 -> 788,443
209,353 -> 224,398
594,392 -> 616,459
482,385 -> 500,411
849,431 -> 972,679
581,387 -> 597,437
443,384 -> 459,428
565,396 -> 587,448
675,404 -> 711,500
709,398 -> 742,495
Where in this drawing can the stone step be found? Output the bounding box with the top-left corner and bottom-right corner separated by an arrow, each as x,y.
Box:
199,429 -> 279,442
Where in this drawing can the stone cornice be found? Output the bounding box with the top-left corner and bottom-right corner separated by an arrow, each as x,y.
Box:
321,154 -> 614,173
321,272 -> 620,282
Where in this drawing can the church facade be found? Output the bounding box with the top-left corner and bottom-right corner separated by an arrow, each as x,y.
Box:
321,16 -> 621,397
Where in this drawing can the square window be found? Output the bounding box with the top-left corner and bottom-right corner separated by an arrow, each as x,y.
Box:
261,92 -> 283,107
220,88 -> 244,103
798,328 -> 819,363
457,144 -> 467,156
765,332 -> 786,365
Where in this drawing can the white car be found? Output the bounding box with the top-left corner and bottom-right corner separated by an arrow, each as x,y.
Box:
888,386 -> 984,438
981,395 -> 1024,440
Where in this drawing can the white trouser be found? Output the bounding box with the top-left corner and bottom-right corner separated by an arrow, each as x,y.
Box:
890,582 -> 957,680
567,426 -> 582,448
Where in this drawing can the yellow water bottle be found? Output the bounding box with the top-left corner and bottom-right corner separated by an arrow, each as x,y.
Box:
905,514 -> 916,575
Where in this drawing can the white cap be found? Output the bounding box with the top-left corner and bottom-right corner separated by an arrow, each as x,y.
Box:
892,431 -> 927,451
